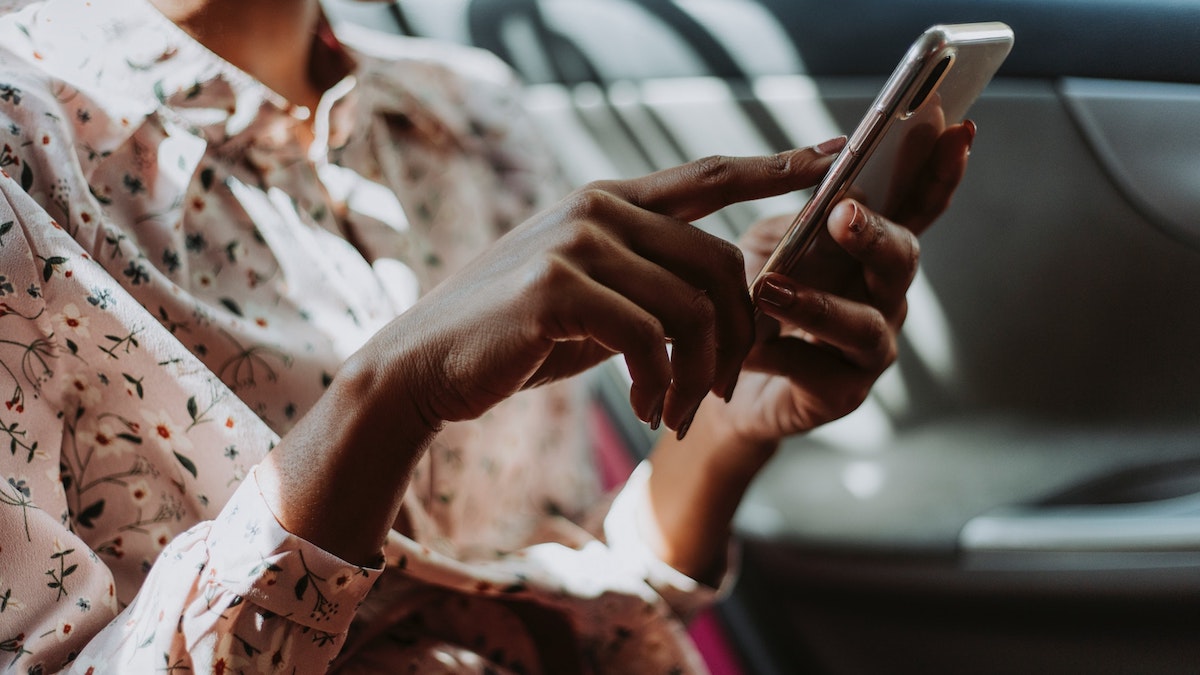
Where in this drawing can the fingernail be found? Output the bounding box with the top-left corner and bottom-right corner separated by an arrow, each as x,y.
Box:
649,399 -> 664,431
676,418 -> 692,441
757,277 -> 795,309
845,201 -> 864,233
723,370 -> 741,403
964,119 -> 977,152
676,403 -> 701,441
815,135 -> 847,155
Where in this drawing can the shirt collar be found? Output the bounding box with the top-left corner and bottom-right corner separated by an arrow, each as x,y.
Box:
5,0 -> 480,183
10,0 -> 370,160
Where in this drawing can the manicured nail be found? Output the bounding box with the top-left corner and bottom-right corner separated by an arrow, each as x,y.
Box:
964,119 -> 977,153
757,277 -> 795,309
723,370 -> 741,403
676,403 -> 701,441
649,399 -> 664,431
675,418 -> 692,441
845,201 -> 864,233
815,135 -> 848,155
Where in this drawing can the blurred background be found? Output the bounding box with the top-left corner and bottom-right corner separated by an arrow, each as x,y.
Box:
319,1 -> 1200,673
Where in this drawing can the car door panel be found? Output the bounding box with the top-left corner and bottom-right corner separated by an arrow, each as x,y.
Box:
1062,78 -> 1200,249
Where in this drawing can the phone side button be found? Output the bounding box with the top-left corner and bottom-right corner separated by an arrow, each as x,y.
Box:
849,109 -> 888,155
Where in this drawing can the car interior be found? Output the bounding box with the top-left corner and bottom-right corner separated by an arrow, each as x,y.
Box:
0,0 -> 1180,671
321,1 -> 1200,673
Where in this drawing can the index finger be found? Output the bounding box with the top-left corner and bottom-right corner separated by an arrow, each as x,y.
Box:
601,138 -> 847,223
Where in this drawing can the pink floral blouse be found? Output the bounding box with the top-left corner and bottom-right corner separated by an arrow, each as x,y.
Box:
0,1 -> 716,673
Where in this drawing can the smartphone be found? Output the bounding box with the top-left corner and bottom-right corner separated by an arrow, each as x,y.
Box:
751,22 -> 1014,302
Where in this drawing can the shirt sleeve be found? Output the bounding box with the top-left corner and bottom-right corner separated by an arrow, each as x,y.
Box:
602,461 -> 738,621
71,466 -> 381,675
0,162 -> 382,674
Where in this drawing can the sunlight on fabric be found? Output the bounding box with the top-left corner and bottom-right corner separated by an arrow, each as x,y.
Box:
432,649 -> 476,668
156,130 -> 207,196
318,164 -> 410,232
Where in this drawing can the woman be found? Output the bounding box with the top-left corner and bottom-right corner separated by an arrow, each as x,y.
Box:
0,0 -> 973,672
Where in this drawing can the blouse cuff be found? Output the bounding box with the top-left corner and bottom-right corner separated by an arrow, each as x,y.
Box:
203,466 -> 383,634
602,461 -> 738,620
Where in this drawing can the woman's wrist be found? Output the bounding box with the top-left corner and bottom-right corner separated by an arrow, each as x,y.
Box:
644,394 -> 779,583
260,346 -> 443,566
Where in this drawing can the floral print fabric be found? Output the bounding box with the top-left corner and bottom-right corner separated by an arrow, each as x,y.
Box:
0,1 -> 714,673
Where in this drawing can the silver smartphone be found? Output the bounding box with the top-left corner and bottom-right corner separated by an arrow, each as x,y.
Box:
751,22 -> 1014,302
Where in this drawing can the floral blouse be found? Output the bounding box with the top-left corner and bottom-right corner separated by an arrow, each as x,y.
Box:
0,1 -> 717,673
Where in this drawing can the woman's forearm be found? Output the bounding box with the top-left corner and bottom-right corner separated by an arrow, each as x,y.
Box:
644,394 -> 778,584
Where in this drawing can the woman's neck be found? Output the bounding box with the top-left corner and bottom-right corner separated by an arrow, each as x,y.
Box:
148,0 -> 328,110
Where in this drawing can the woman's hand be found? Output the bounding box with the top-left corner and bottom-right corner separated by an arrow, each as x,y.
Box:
718,120 -> 977,445
269,144 -> 846,565
358,144 -> 847,436
642,122 -> 975,582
